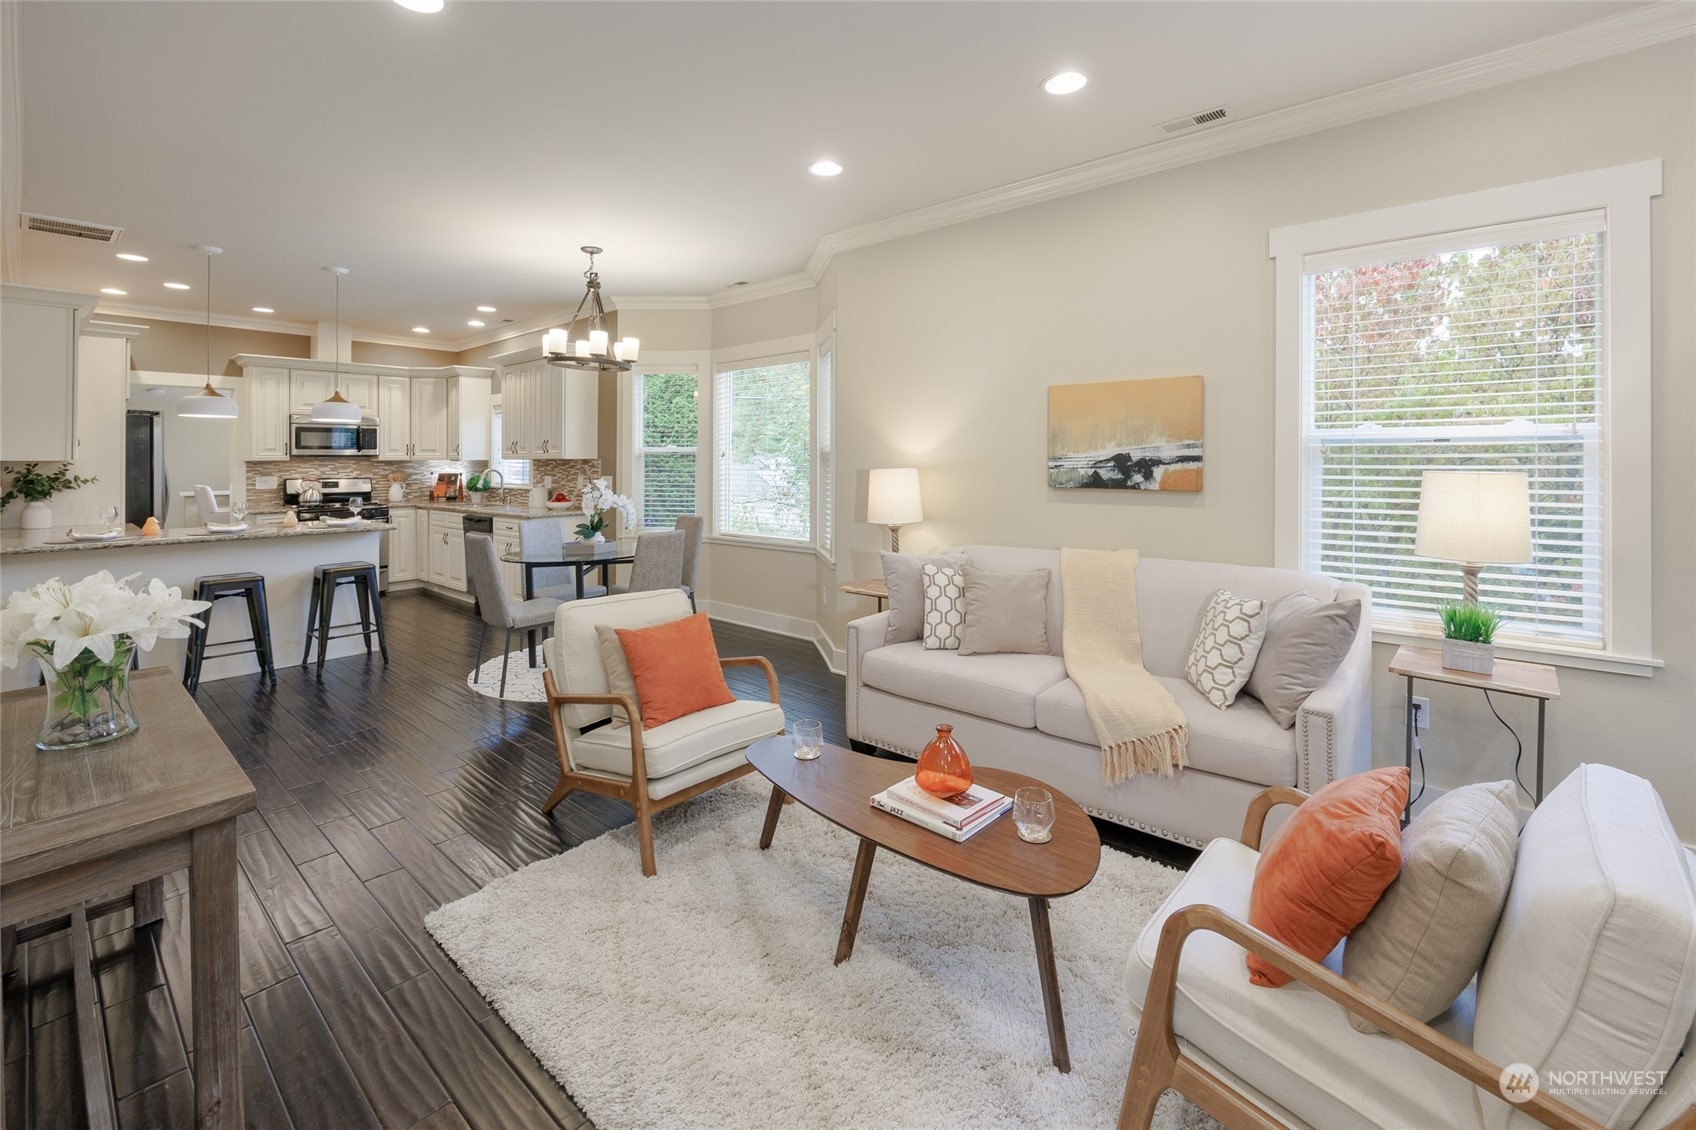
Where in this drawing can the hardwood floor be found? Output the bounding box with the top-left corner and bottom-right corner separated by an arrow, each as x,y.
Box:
3,591 -> 1193,1128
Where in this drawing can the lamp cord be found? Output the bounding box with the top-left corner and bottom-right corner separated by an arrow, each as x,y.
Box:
204,251 -> 212,382
1484,690 -> 1532,802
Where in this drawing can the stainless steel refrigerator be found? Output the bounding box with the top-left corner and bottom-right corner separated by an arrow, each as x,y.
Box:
125,410 -> 166,526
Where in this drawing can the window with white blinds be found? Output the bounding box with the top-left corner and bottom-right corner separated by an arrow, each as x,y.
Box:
815,332 -> 835,561
1300,214 -> 1605,647
712,355 -> 812,543
489,408 -> 530,485
636,370 -> 698,528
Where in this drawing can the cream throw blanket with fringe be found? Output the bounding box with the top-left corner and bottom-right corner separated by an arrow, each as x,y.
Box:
1061,548 -> 1188,784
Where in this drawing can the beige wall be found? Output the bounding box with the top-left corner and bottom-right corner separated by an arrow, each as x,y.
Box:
120,316 -> 309,375
817,41 -> 1694,839
352,340 -> 459,368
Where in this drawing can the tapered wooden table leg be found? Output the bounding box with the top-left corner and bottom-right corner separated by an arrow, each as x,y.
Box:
191,818 -> 242,1127
835,839 -> 877,965
759,784 -> 787,849
1029,896 -> 1070,1073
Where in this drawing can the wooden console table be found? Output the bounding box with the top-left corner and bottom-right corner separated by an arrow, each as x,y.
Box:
2,668 -> 255,1128
840,577 -> 889,610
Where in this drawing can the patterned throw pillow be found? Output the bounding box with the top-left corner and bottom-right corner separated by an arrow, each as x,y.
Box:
1185,589 -> 1269,708
921,562 -> 966,650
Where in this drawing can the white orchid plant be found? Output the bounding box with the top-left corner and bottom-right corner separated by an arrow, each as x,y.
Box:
575,478 -> 636,541
3,571 -> 209,722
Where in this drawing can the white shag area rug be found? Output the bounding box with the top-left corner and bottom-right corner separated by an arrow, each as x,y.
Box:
426,777 -> 1221,1130
466,649 -> 547,702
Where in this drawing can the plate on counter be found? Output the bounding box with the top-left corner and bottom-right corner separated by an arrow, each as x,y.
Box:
317,516 -> 363,527
201,522 -> 250,533
66,528 -> 123,541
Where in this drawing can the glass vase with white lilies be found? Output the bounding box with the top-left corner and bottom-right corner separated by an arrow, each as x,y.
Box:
574,478 -> 636,543
3,571 -> 210,750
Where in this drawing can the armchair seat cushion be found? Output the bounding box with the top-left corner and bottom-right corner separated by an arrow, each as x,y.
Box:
860,641 -> 1067,729
1035,676 -> 1297,787
1123,838 -> 1484,1130
572,699 -> 785,780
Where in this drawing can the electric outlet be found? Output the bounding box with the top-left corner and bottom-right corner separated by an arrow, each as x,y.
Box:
1411,696 -> 1432,733
256,475 -> 279,490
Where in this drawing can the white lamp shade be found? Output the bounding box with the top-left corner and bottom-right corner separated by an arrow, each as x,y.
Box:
177,383 -> 238,419
1414,471 -> 1532,564
309,391 -> 361,423
867,467 -> 923,526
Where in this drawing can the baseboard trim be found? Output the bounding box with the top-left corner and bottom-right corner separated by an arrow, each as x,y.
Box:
703,600 -> 845,676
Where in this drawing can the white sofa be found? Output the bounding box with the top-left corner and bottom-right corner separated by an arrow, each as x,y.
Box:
845,545 -> 1373,849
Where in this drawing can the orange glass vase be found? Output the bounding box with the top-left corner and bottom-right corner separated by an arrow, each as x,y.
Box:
915,724 -> 973,798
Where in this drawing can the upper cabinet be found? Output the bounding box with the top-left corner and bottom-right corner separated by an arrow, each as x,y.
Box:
246,367 -> 291,461
337,372 -> 378,416
1,284 -> 98,462
289,369 -> 378,417
447,374 -> 491,461
378,375 -> 412,459
409,376 -> 449,459
497,359 -> 597,459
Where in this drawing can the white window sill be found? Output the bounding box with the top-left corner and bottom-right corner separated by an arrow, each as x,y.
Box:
1370,626 -> 1662,679
705,534 -> 817,556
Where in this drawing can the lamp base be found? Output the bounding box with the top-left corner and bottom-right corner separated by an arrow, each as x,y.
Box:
888,525 -> 902,553
1459,564 -> 1482,604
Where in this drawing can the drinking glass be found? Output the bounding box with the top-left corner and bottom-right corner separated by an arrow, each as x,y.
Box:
793,718 -> 823,761
348,497 -> 363,520
229,501 -> 249,525
1013,787 -> 1056,844
100,505 -> 120,532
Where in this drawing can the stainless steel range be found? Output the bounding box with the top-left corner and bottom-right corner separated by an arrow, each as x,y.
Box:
282,477 -> 391,523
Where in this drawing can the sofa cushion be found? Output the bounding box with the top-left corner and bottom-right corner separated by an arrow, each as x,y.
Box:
572,698 -> 785,780
546,589 -> 697,730
1034,676 -> 1297,787
943,545 -> 1065,655
959,566 -> 1050,655
1123,838 -> 1484,1129
1244,593 -> 1362,729
1130,557 -> 1349,678
1343,780 -> 1519,1033
882,551 -> 967,645
861,642 -> 1067,729
1474,763 -> 1696,1130
614,612 -> 735,728
1184,589 -> 1269,708
921,561 -> 966,650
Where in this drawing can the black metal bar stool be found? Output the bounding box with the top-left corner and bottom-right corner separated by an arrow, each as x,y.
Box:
302,561 -> 388,677
183,572 -> 278,693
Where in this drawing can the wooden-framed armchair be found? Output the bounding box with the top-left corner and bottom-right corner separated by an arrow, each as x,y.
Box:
539,589 -> 785,876
1120,775 -> 1696,1130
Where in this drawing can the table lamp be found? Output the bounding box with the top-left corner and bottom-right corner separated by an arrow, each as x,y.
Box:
1414,470 -> 1532,603
867,467 -> 923,553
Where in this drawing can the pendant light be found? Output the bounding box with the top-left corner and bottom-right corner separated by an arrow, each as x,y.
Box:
310,267 -> 361,423
541,247 -> 639,372
176,246 -> 238,418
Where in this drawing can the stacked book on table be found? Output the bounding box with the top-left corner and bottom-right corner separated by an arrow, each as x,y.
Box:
870,776 -> 1011,842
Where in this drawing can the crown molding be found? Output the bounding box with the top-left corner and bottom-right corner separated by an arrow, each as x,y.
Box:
95,300 -> 315,336
609,295 -> 712,312
706,273 -> 816,309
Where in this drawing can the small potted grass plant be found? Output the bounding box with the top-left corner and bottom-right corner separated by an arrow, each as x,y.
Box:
1439,602 -> 1501,675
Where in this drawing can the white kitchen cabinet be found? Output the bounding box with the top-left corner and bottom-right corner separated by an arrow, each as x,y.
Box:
289,370 -> 335,415
1,284 -> 97,462
378,375 -> 412,459
446,374 -> 491,461
494,517 -> 525,598
499,361 -> 597,458
246,367 -> 291,460
388,508 -> 418,582
337,372 -> 378,416
409,376 -> 449,459
426,512 -> 466,591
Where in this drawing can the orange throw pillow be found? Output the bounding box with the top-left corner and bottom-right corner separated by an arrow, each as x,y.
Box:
614,613 -> 736,729
1246,766 -> 1409,987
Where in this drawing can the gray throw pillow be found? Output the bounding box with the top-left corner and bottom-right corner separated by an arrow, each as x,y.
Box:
594,624 -> 641,722
882,551 -> 967,645
1343,780 -> 1518,1033
1244,592 -> 1361,728
959,567 -> 1050,655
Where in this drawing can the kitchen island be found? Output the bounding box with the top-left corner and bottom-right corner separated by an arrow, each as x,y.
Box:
1,520 -> 392,691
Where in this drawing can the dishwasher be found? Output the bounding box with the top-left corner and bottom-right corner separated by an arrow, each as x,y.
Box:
463,514 -> 494,612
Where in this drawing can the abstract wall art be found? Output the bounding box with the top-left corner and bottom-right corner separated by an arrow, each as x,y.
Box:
1047,375 -> 1204,491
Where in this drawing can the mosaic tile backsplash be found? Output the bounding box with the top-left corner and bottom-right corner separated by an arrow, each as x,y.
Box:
245,457 -> 601,508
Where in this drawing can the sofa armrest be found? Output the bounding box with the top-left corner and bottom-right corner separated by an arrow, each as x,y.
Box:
845,611 -> 891,741
1119,901 -> 1608,1130
1291,583 -> 1373,791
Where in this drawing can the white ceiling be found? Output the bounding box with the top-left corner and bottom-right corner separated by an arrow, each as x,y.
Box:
15,1 -> 1653,346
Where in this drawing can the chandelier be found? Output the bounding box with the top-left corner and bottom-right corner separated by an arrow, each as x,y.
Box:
176,246 -> 238,418
542,246 -> 639,372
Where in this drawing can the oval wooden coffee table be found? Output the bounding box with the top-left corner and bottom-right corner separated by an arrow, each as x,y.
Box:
746,736 -> 1101,1072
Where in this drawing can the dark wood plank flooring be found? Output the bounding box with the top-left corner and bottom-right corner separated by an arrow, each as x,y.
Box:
4,590 -> 1193,1128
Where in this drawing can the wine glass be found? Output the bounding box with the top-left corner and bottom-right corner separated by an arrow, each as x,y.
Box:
230,501 -> 249,525
348,497 -> 364,521
100,505 -> 120,533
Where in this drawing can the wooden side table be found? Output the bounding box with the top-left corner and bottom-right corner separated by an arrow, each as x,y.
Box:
2,668 -> 256,1128
1388,644 -> 1560,822
840,577 -> 889,611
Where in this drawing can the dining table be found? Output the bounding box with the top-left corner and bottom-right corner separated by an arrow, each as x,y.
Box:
500,542 -> 636,663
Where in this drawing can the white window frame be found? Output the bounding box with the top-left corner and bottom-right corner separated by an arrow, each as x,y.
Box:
815,314 -> 837,566
488,395 -> 531,485
619,352 -> 708,530
1271,160 -> 1661,677
707,334 -> 818,553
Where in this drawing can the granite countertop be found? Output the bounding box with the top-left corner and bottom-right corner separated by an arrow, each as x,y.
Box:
1,519 -> 393,556
388,497 -> 579,519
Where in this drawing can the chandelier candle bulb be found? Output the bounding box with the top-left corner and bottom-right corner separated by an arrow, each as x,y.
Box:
575,340 -> 591,358
620,337 -> 639,362
543,328 -> 569,356
588,329 -> 609,354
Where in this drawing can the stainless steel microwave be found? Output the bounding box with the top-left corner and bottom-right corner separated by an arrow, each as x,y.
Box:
290,418 -> 379,457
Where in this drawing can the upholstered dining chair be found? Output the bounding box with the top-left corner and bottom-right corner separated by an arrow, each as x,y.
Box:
608,528 -> 686,596
541,589 -> 784,876
193,484 -> 231,525
518,517 -> 608,601
466,533 -> 563,696
674,515 -> 704,609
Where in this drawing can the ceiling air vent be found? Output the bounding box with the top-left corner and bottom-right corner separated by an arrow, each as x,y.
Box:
1157,106 -> 1231,135
21,213 -> 124,243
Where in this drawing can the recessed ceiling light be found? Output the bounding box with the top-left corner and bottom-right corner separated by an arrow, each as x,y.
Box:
476,305 -> 496,313
252,307 -> 274,314
163,281 -> 191,290
412,326 -> 430,334
1042,71 -> 1088,95
100,287 -> 127,295
467,319 -> 485,328
393,0 -> 444,12
115,253 -> 148,263
808,160 -> 843,177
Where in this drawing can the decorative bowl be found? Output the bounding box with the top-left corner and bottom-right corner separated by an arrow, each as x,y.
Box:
545,500 -> 577,511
